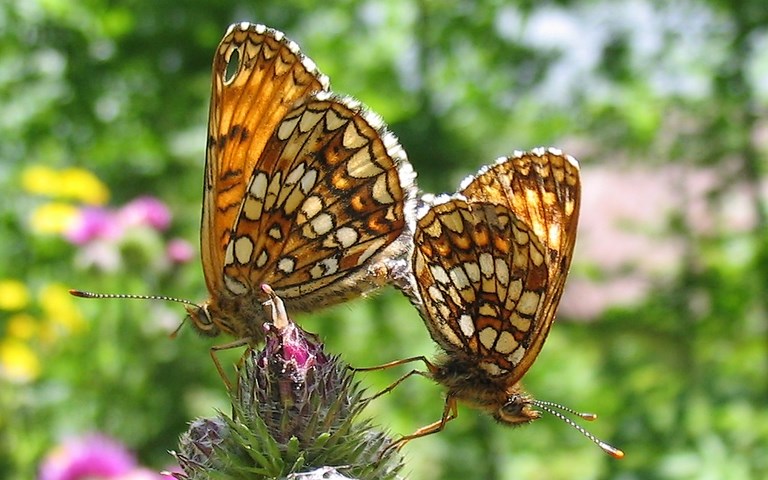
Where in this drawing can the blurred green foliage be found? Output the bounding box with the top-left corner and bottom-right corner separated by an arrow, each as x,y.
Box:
2,0 -> 768,479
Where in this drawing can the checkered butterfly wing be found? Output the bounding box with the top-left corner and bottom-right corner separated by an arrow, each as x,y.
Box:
202,23 -> 330,300
199,23 -> 417,339
412,148 -> 580,382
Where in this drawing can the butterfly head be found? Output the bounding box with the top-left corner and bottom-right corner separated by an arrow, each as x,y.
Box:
494,392 -> 542,425
184,302 -> 221,337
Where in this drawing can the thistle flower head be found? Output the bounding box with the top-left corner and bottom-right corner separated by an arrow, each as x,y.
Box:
175,285 -> 402,480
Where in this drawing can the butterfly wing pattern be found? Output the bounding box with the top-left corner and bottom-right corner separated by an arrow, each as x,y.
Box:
407,148 -> 580,426
191,23 -> 417,340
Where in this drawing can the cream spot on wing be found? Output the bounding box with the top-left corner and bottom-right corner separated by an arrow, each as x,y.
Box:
277,257 -> 296,274
299,110 -> 323,133
335,226 -> 358,248
268,226 -> 282,240
372,175 -> 395,204
255,250 -> 268,268
300,195 -> 323,219
300,169 -> 318,194
224,241 -> 234,266
277,116 -> 300,140
507,346 -> 526,366
430,265 -> 450,284
458,314 -> 475,338
224,274 -> 248,295
324,108 -> 346,130
479,252 -> 494,277
285,163 -> 305,185
356,238 -> 386,265
450,267 -> 470,290
427,285 -> 446,304
518,290 -> 540,316
342,123 -> 367,149
347,149 -> 381,178
310,213 -> 334,236
530,243 -> 545,267
494,258 -> 510,285
310,257 -> 339,278
510,313 -> 531,333
234,236 -> 253,264
495,331 -> 518,354
464,262 -> 480,283
479,327 -> 498,350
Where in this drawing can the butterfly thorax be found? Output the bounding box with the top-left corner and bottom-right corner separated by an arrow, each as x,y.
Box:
431,352 -> 541,426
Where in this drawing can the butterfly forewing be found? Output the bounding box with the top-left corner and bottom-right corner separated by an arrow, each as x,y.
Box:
203,23 -> 330,296
224,94 -> 414,308
413,148 -> 580,383
198,23 -> 417,339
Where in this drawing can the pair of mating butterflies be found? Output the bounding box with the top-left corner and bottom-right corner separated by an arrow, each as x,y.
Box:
79,22 -> 621,458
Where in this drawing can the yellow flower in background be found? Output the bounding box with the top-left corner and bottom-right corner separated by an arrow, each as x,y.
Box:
60,168 -> 110,205
0,279 -> 30,310
39,283 -> 85,336
0,339 -> 41,383
21,165 -> 59,196
21,165 -> 109,205
29,202 -> 79,235
7,314 -> 38,340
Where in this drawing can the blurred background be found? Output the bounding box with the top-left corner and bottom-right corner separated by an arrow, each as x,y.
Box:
2,0 -> 767,479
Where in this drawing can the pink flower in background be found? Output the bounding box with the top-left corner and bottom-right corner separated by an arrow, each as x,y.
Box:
65,207 -> 123,245
166,238 -> 195,264
64,196 -> 172,247
38,433 -> 167,480
119,197 -> 171,231
62,196 -> 189,272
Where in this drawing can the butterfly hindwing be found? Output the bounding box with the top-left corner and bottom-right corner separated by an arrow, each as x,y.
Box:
412,148 -> 580,382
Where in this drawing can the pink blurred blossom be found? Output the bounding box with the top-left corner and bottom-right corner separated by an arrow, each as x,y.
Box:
559,162 -> 746,320
166,238 -> 195,264
64,197 -> 172,246
118,197 -> 172,231
38,433 -> 166,480
65,207 -> 123,245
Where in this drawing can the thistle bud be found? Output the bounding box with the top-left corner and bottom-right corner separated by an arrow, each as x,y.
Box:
174,285 -> 402,480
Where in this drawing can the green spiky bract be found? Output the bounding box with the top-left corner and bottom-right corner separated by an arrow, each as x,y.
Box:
175,321 -> 403,480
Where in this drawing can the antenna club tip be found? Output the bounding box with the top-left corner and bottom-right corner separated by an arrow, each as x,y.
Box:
69,289 -> 87,297
581,413 -> 598,421
603,445 -> 625,459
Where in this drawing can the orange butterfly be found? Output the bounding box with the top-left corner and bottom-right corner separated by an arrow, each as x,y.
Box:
363,148 -> 622,457
186,23 -> 418,341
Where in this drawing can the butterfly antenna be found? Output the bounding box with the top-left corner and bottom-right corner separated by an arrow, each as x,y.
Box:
531,399 -> 625,459
69,290 -> 200,338
69,289 -> 198,307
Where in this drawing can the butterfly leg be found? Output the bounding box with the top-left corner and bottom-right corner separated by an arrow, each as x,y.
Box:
350,356 -> 438,401
210,337 -> 251,390
379,395 -> 458,458
351,355 -> 437,373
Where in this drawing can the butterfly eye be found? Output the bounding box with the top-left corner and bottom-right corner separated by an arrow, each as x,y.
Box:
223,47 -> 240,83
496,395 -> 539,425
184,304 -> 220,337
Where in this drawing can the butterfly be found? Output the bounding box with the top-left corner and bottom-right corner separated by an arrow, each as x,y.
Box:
186,23 -> 417,341
372,148 -> 622,457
